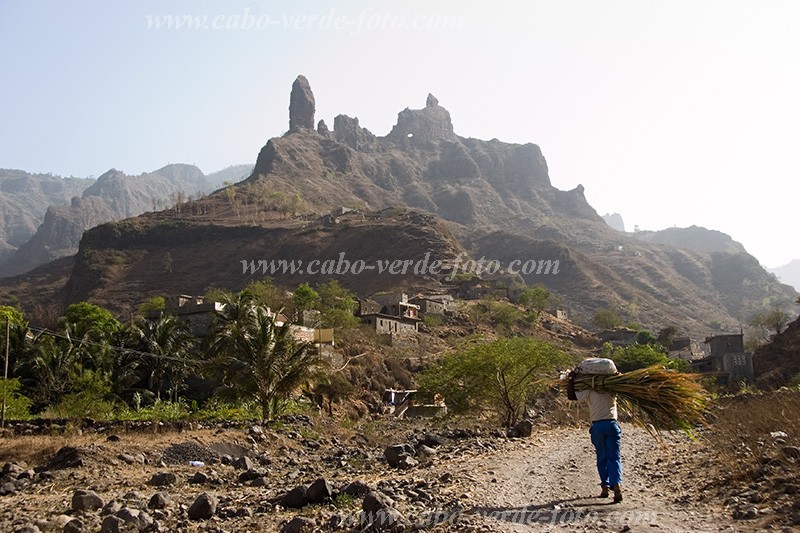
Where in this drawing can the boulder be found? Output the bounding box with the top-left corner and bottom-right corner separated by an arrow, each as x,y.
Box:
306,478 -> 333,503
187,492 -> 218,520
384,444 -> 416,468
233,456 -> 254,471
71,489 -> 104,512
362,490 -> 394,513
280,516 -> 316,533
148,472 -> 177,486
280,485 -> 309,509
148,492 -> 170,510
512,419 -> 533,438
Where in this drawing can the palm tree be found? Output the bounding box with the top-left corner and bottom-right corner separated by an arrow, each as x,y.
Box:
206,293 -> 326,420
133,313 -> 195,402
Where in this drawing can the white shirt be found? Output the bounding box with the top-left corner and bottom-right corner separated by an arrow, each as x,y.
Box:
576,389 -> 617,422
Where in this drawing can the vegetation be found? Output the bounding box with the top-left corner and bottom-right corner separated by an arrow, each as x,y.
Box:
749,306 -> 792,341
418,337 -> 572,426
601,343 -> 688,373
206,293 -> 327,420
592,308 -> 622,329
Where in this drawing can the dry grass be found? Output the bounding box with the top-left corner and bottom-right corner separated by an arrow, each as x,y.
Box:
705,388 -> 800,473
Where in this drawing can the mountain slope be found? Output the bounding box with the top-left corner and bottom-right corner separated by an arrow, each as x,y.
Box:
0,169 -> 93,263
0,164 -> 252,277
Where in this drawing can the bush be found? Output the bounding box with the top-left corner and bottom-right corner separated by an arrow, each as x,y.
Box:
601,343 -> 688,373
418,337 -> 572,426
0,378 -> 32,420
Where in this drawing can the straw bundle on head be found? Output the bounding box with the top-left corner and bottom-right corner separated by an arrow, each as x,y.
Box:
570,365 -> 711,437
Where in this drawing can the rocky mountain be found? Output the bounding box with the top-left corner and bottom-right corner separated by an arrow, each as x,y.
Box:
602,213 -> 625,232
769,260 -> 800,292
636,225 -> 747,254
0,76 -> 795,337
0,164 -> 252,277
0,170 -> 93,264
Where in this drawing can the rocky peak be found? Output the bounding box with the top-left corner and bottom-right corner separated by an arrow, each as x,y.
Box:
387,94 -> 455,147
289,75 -> 315,131
317,119 -> 331,137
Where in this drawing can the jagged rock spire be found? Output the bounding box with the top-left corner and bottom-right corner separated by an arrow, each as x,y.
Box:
289,75 -> 315,131
426,93 -> 439,107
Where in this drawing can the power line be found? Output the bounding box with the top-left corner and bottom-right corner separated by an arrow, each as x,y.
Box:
26,325 -> 206,365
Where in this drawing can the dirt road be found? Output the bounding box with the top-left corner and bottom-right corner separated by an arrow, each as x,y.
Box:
443,424 -> 745,532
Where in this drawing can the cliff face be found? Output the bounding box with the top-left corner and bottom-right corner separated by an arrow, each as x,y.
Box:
249,77 -> 604,242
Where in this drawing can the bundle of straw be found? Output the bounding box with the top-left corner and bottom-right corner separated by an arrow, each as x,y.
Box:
570,365 -> 711,437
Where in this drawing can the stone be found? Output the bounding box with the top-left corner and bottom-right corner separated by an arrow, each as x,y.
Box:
280,485 -> 309,509
101,501 -> 122,516
117,454 -> 136,465
115,507 -> 153,529
416,445 -> 438,460
99,515 -> 123,533
782,446 -> 800,459
341,480 -> 371,497
148,492 -> 170,509
426,93 -> 439,107
317,120 -> 331,137
398,455 -> 419,469
71,489 -> 104,512
306,478 -> 333,503
238,468 -> 265,483
0,481 -> 16,496
289,75 -> 315,131
233,456 -> 254,471
362,490 -> 394,513
148,472 -> 177,486
189,471 -> 208,484
384,444 -> 415,468
63,518 -> 83,533
12,525 -> 40,533
187,492 -> 218,520
280,516 -> 316,533
512,419 -> 533,438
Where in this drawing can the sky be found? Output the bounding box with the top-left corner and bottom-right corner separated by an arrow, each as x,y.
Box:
1,0 -> 799,268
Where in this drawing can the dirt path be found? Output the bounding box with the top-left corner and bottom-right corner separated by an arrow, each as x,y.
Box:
444,424 -> 746,532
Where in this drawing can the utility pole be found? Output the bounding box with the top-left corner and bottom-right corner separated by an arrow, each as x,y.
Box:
1,316 -> 9,429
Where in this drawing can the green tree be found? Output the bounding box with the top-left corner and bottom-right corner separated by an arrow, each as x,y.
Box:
516,284 -> 553,312
656,325 -> 679,347
592,308 -> 622,330
600,343 -> 688,373
293,283 -> 321,313
635,329 -> 657,346
206,294 -> 327,420
418,337 -> 571,426
138,296 -> 166,316
241,279 -> 289,310
317,280 -> 359,328
0,305 -> 30,371
132,314 -> 195,401
750,307 -> 792,340
0,378 -> 32,420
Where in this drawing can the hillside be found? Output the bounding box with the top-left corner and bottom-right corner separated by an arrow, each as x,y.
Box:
0,76 -> 795,337
0,169 -> 93,264
0,164 -> 252,277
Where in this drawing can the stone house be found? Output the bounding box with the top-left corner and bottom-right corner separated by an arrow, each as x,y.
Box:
358,293 -> 421,335
692,333 -> 753,385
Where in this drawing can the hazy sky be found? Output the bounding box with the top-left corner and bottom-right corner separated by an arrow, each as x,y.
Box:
1,0 -> 798,267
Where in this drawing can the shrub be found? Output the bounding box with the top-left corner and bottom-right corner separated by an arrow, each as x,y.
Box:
0,378 -> 32,420
418,337 -> 572,426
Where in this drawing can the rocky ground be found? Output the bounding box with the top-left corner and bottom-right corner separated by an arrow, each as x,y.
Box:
0,415 -> 797,532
